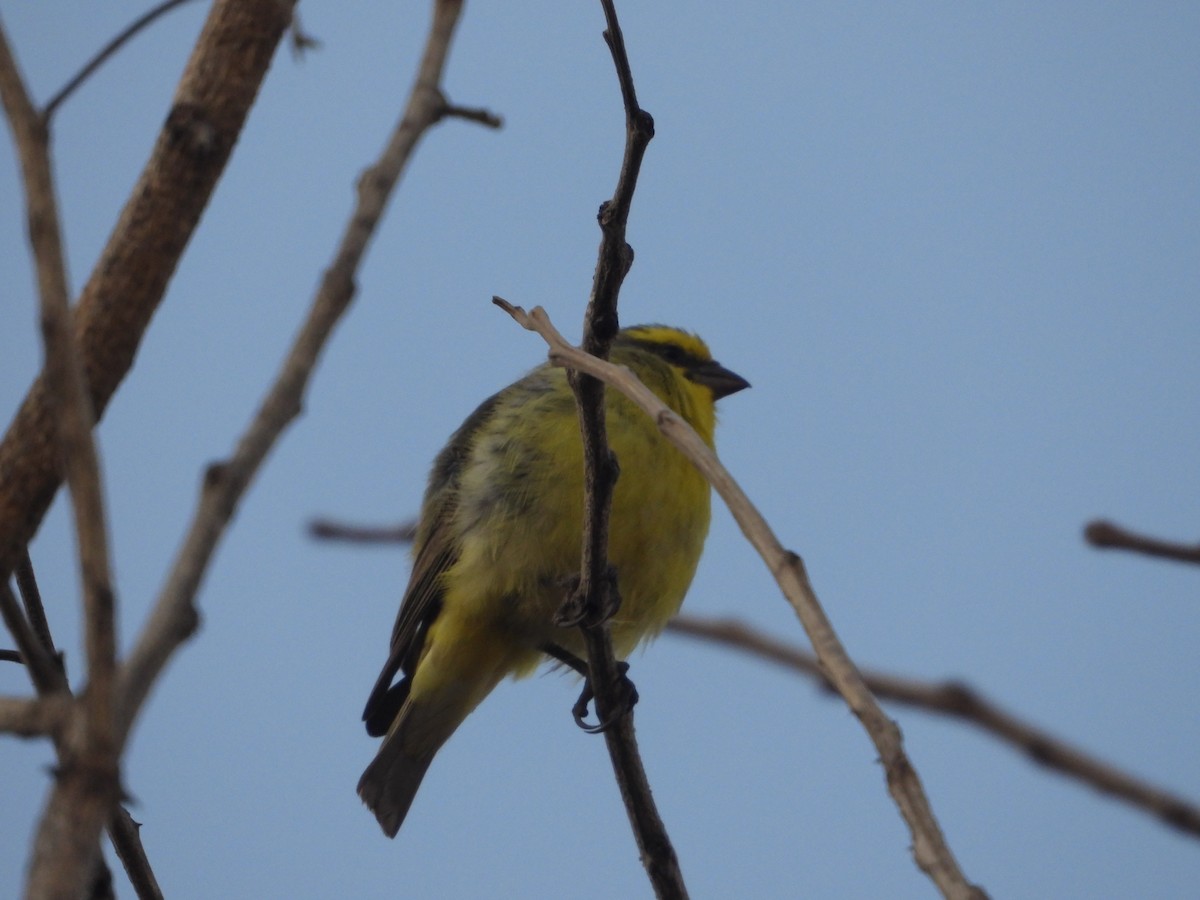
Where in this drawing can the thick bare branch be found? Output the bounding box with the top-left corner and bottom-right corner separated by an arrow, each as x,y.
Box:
116,0 -> 475,747
4,3 -> 297,895
0,0 -> 298,582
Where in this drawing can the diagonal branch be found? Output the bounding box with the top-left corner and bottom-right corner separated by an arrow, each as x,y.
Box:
667,615 -> 1200,839
496,302 -> 988,900
0,0 -> 300,583
41,0 -> 203,121
116,0 -> 479,747
4,3 -> 298,896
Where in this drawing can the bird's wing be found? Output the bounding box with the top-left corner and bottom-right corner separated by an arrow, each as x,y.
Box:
360,512 -> 456,732
362,391 -> 504,733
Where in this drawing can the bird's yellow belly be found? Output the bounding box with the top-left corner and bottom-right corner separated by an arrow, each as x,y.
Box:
447,402 -> 710,671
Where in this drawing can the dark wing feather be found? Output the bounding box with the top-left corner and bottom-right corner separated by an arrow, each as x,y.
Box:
361,391 -> 504,735
361,524 -> 455,735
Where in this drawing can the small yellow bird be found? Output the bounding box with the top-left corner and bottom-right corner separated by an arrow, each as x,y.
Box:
358,324 -> 748,837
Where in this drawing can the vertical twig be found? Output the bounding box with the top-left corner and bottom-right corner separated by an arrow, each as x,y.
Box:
16,549 -> 60,667
0,18 -> 122,895
562,2 -> 686,897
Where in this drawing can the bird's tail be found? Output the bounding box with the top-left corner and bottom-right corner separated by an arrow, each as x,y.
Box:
357,719 -> 440,838
358,669 -> 501,837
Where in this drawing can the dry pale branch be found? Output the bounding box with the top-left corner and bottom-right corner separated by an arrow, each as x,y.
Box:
116,0 -> 481,746
0,0 -> 298,581
494,301 -> 988,900
1084,520 -> 1200,566
667,615 -> 1200,839
5,561 -> 159,898
1,15 -> 123,890
108,807 -> 164,900
3,3 -> 299,894
0,693 -> 71,739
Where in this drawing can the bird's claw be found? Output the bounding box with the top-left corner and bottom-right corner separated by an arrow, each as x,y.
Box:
572,661 -> 639,733
555,566 -> 621,629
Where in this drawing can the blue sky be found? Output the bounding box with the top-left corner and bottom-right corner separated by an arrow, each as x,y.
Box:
2,2 -> 1199,897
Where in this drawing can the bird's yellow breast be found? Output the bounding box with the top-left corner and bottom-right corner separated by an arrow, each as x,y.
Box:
440,348 -> 714,670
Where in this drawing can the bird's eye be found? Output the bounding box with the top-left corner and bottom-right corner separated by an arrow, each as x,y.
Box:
658,344 -> 687,365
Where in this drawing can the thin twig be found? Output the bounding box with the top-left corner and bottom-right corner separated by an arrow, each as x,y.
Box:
17,548 -> 59,666
440,102 -> 502,128
41,0 -> 203,121
495,302 -> 988,900
667,614 -> 1200,839
0,581 -> 64,693
308,518 -> 417,545
1084,520 -> 1200,566
550,2 -> 684,898
116,0 -> 479,746
3,11 -> 124,892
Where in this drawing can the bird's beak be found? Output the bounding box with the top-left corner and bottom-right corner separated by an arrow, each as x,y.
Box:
688,360 -> 750,400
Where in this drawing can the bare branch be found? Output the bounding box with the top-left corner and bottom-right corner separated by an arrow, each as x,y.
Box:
495,301 -> 988,900
668,615 -> 1200,839
308,518 -> 418,545
108,807 -> 164,900
440,101 -> 502,129
3,0 -> 119,743
1084,520 -> 1200,566
0,0 -> 299,582
4,10 -> 156,893
542,2 -> 685,897
0,693 -> 71,738
4,3 -> 301,895
116,0 -> 475,747
1,581 -> 65,694
41,0 -> 204,121
16,549 -> 59,664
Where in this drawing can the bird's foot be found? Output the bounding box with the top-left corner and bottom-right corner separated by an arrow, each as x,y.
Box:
572,661 -> 639,734
555,565 -> 621,629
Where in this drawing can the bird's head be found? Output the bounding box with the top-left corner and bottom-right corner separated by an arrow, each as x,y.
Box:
618,324 -> 750,401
